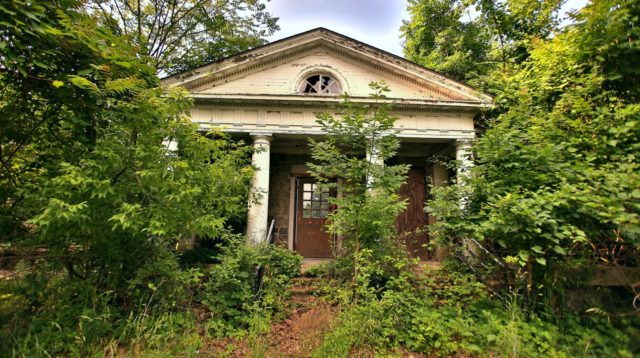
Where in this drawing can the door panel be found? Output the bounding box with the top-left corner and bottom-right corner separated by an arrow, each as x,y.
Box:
397,166 -> 430,259
295,177 -> 333,258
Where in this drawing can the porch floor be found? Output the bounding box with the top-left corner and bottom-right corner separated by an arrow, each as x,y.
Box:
300,258 -> 442,274
301,258 -> 333,273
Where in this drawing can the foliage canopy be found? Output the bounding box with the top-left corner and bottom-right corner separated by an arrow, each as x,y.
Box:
1,0 -> 253,304
425,0 -> 640,310
86,0 -> 279,74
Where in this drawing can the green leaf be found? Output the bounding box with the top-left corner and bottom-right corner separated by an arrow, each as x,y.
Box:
68,75 -> 100,92
52,80 -> 64,88
531,245 -> 544,254
536,257 -> 547,266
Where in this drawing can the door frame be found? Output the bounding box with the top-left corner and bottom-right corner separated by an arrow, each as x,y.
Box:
287,176 -> 296,251
288,174 -> 336,256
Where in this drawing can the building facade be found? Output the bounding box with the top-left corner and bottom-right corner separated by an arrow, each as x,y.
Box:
162,28 -> 491,258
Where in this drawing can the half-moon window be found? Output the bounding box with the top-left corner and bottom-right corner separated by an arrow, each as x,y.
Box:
299,74 -> 341,94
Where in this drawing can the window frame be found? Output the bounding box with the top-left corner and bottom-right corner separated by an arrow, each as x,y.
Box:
298,73 -> 342,95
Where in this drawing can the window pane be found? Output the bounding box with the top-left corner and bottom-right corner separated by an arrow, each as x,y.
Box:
303,192 -> 311,200
312,201 -> 321,210
303,183 -> 312,191
303,209 -> 312,218
301,75 -> 340,94
327,81 -> 341,93
303,200 -> 312,209
312,210 -> 321,218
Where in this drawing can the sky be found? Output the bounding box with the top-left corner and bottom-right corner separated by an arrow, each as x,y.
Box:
265,0 -> 589,57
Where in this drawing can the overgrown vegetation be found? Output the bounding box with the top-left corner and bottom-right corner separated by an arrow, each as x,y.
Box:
0,1 -> 297,355
201,238 -> 302,338
423,0 -> 640,312
307,82 -> 411,300
302,71 -> 639,357
1,0 -> 638,356
314,264 -> 639,357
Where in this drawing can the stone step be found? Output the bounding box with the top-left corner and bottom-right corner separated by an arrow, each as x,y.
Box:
290,285 -> 316,296
292,276 -> 316,287
290,277 -> 319,297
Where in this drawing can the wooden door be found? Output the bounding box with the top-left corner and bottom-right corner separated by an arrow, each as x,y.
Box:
397,166 -> 430,259
295,177 -> 333,258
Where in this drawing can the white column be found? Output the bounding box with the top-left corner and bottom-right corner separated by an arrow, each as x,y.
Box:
366,138 -> 384,189
454,139 -> 473,186
246,134 -> 272,244
455,139 -> 479,260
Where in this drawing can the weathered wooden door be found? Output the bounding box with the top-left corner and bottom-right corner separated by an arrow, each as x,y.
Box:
295,177 -> 333,258
396,166 -> 430,259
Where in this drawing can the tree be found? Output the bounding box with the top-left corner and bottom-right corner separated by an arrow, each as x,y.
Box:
86,0 -> 279,74
401,0 -> 563,91
307,83 -> 410,297
1,0 -> 253,298
401,0 -> 491,85
475,0 -> 563,65
428,0 -> 640,310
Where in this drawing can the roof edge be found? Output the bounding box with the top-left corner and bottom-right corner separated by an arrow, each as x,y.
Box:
162,27 -> 493,103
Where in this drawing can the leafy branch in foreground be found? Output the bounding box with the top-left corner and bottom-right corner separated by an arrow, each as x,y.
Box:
428,0 -> 640,312
307,82 -> 410,299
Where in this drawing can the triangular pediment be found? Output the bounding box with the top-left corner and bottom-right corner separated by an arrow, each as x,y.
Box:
162,28 -> 492,105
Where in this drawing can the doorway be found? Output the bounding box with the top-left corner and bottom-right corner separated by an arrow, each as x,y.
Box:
294,177 -> 334,258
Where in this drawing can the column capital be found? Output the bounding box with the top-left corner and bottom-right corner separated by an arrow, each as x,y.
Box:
454,138 -> 473,149
250,132 -> 272,144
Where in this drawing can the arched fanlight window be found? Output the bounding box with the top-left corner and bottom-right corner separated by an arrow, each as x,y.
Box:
299,74 -> 341,94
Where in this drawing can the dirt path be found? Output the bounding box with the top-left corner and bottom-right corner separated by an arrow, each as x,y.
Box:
201,276 -> 338,357
265,277 -> 338,357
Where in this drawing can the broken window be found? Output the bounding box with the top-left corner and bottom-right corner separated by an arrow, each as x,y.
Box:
301,183 -> 331,219
299,74 -> 341,94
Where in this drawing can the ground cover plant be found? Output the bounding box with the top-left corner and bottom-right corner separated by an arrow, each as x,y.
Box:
1,0 -> 638,356
302,71 -> 639,357
313,264 -> 639,357
0,0 -> 298,355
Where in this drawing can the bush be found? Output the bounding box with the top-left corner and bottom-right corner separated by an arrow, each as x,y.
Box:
314,268 -> 639,357
199,238 -> 302,337
0,251 -> 202,356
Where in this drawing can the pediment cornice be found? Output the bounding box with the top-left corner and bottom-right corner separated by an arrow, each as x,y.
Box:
162,28 -> 493,105
190,93 -> 484,114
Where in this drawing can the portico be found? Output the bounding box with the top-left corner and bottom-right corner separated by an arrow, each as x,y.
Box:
162,28 -> 492,258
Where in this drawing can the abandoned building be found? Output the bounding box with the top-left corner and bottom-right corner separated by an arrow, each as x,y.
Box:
161,28 -> 492,258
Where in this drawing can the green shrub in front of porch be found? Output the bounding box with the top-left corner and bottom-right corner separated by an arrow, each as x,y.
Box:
307,82 -> 412,299
313,266 -> 639,357
199,237 -> 303,338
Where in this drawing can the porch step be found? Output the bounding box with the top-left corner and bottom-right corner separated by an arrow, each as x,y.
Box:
300,258 -> 333,274
292,276 -> 315,286
291,277 -> 318,296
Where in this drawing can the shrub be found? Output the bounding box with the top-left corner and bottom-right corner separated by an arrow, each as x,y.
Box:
426,0 -> 640,313
314,269 -> 639,357
308,82 -> 411,298
199,237 -> 302,337
1,252 -> 203,356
